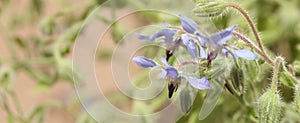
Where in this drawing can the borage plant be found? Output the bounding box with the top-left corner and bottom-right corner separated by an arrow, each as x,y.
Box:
132,1 -> 300,123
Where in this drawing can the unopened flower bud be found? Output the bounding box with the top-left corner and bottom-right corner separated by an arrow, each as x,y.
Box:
257,90 -> 282,123
230,67 -> 244,93
193,1 -> 228,17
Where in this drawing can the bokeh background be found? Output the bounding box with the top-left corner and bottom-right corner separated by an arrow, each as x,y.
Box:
0,0 -> 300,123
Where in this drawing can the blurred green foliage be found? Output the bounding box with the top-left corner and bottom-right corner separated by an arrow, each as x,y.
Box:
0,0 -> 300,123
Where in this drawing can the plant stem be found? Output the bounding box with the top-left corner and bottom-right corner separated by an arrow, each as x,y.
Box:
233,31 -> 273,65
280,59 -> 300,84
10,91 -> 24,116
53,1 -> 94,18
271,57 -> 282,91
177,61 -> 199,70
0,91 -> 13,116
233,31 -> 299,84
227,2 -> 273,64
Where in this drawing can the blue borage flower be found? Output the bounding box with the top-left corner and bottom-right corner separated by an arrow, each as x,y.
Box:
136,14 -> 258,64
132,56 -> 211,98
136,15 -> 203,60
196,25 -> 258,66
181,34 -> 207,59
133,14 -> 259,98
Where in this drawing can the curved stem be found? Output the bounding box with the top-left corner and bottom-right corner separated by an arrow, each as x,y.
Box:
233,31 -> 274,65
177,61 -> 199,70
233,31 -> 299,84
227,2 -> 273,63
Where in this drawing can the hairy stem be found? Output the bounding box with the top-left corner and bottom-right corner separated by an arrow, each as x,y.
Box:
177,61 -> 199,70
271,57 -> 282,91
233,31 -> 299,84
233,31 -> 273,64
227,2 -> 272,63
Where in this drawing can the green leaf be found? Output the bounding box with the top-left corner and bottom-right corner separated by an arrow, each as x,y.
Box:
230,66 -> 244,93
180,89 -> 193,114
8,113 -> 15,123
30,0 -> 43,14
279,71 -> 295,88
110,23 -> 128,44
28,106 -> 45,123
40,17 -> 56,35
295,84 -> 300,110
76,112 -> 98,123
32,83 -> 52,93
12,36 -> 26,49
56,59 -> 83,83
176,92 -> 203,123
0,68 -> 14,91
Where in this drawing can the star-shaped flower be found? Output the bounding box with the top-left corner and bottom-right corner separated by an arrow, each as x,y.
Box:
132,56 -> 211,98
196,25 -> 258,66
136,15 -> 207,60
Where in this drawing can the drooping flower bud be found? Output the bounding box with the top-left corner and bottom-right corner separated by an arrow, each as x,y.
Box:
257,90 -> 282,123
230,66 -> 244,93
257,57 -> 282,123
193,1 -> 228,17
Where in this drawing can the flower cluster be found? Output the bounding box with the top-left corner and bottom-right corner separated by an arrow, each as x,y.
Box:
132,14 -> 258,98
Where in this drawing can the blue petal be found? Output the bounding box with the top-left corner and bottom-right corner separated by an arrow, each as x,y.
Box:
179,14 -> 199,34
188,77 -> 211,89
181,34 -> 198,58
153,29 -> 177,43
196,33 -> 208,46
222,48 -> 238,58
165,66 -> 179,79
161,68 -> 167,79
234,49 -> 258,60
209,24 -> 238,46
132,56 -> 157,68
136,29 -> 176,43
163,21 -> 171,26
199,45 -> 207,58
160,57 -> 169,66
136,33 -> 153,41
